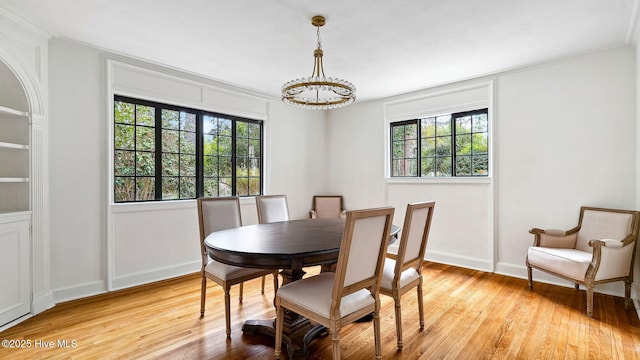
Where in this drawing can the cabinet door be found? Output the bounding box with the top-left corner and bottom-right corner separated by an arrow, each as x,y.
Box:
0,220 -> 30,326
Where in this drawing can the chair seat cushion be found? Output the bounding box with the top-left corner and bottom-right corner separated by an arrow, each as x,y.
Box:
527,247 -> 592,281
277,272 -> 375,318
205,260 -> 268,280
380,258 -> 420,291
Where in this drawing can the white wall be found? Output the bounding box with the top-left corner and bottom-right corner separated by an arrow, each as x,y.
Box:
326,47 -> 637,297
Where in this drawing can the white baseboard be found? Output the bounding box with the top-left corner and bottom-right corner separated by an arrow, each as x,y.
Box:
52,280 -> 107,304
425,250 -> 492,272
31,291 -> 55,315
110,260 -> 200,291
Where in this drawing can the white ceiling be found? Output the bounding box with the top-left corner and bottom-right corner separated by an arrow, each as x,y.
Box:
1,0 -> 638,101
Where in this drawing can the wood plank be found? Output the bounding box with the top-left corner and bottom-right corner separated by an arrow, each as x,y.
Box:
0,262 -> 638,359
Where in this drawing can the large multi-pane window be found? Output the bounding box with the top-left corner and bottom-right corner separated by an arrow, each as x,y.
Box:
391,108 -> 488,177
113,96 -> 263,202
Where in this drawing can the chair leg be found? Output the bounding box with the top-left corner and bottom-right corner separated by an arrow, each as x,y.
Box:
586,285 -> 594,318
373,308 -> 382,360
527,265 -> 533,290
274,300 -> 284,359
332,327 -> 341,360
625,280 -> 632,310
575,283 -> 579,290
418,278 -> 424,329
239,282 -> 244,304
200,274 -> 207,317
393,295 -> 403,350
224,288 -> 232,338
261,275 -> 265,294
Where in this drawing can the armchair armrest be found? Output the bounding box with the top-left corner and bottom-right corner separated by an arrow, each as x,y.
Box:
529,228 -> 577,248
587,234 -> 636,281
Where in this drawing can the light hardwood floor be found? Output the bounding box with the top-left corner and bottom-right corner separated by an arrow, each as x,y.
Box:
1,262 -> 639,359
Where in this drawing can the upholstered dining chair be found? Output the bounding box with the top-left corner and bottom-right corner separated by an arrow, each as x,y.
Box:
526,206 -> 640,317
274,207 -> 395,360
380,201 -> 435,350
197,197 -> 278,338
256,194 -> 290,224
309,195 -> 347,219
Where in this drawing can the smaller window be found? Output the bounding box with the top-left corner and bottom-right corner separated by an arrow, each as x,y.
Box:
390,108 -> 488,177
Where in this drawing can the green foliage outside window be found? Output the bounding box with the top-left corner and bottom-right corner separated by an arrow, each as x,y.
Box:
391,109 -> 488,177
114,96 -> 262,202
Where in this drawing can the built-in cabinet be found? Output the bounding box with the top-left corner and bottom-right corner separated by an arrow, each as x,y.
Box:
0,105 -> 30,212
0,90 -> 32,328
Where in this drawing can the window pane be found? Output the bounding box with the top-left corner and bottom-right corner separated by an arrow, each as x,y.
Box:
472,133 -> 488,154
249,158 -> 260,177
180,112 -> 196,132
218,136 -> 232,156
236,138 -> 248,157
392,141 -> 404,159
136,177 -> 155,200
180,132 -> 196,154
114,177 -> 135,202
162,153 -> 179,176
456,155 -> 472,176
161,109 -> 179,129
421,157 -> 434,177
162,130 -> 180,153
435,157 -> 452,176
248,178 -> 260,196
404,159 -> 417,176
219,178 -> 232,196
136,105 -> 155,126
180,177 -> 196,198
203,155 -> 218,176
421,118 -> 435,137
115,150 -> 135,176
236,121 -> 248,138
421,138 -> 435,157
435,136 -> 451,155
219,119 -> 232,136
115,124 -> 134,150
236,177 -> 249,196
404,124 -> 417,140
249,139 -> 260,157
162,177 -> 179,199
203,134 -> 216,155
203,115 -> 217,135
136,152 -> 155,176
236,157 -> 247,176
180,154 -> 196,176
392,126 -> 404,141
136,126 -> 155,151
204,178 -> 218,197
115,101 -> 135,124
456,116 -> 472,134
473,155 -> 489,175
456,134 -> 472,155
248,123 -> 260,138
436,116 -> 451,135
472,114 -> 488,132
219,157 -> 232,176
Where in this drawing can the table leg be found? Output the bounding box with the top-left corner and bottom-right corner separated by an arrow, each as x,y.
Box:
242,266 -> 328,359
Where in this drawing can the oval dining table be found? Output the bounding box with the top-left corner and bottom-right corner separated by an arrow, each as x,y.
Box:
204,218 -> 400,359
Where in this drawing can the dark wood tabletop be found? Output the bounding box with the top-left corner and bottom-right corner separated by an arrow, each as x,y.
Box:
205,218 -> 346,270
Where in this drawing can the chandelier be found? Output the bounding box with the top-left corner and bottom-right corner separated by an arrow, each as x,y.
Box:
281,15 -> 356,109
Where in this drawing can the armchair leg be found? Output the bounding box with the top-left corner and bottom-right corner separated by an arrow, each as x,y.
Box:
527,265 -> 533,290
224,288 -> 232,338
575,283 -> 579,290
239,282 -> 244,304
261,275 -> 265,294
393,296 -> 403,350
586,285 -> 594,318
625,280 -> 632,310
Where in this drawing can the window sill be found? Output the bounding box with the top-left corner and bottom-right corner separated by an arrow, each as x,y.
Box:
385,177 -> 492,185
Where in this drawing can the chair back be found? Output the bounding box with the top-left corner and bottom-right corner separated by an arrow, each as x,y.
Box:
197,197 -> 242,265
394,201 -> 435,274
331,207 -> 394,308
256,195 -> 290,224
312,195 -> 344,219
575,207 -> 637,252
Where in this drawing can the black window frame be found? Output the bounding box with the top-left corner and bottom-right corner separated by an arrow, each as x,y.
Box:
113,95 -> 263,203
390,108 -> 489,178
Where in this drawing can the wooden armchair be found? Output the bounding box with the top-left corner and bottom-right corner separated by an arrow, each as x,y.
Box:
309,195 -> 346,219
526,206 -> 640,317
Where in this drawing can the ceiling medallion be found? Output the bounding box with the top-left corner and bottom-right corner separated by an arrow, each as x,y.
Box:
281,15 -> 356,110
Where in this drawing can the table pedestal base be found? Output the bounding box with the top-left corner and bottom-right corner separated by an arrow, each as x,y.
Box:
242,319 -> 327,359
